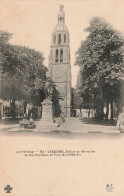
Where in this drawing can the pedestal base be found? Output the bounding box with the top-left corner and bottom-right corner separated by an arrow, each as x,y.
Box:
34,98 -> 59,132
35,119 -> 59,132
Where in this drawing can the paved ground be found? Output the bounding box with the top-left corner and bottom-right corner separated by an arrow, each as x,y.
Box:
57,117 -> 120,133
0,117 -> 121,134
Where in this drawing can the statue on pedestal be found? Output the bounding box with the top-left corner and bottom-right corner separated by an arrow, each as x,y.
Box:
46,79 -> 52,99
35,72 -> 59,131
45,71 -> 53,99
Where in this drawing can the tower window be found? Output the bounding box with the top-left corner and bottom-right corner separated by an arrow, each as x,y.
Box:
60,49 -> 63,62
64,34 -> 66,43
55,49 -> 59,62
58,34 -> 61,44
53,35 -> 56,44
60,17 -> 62,21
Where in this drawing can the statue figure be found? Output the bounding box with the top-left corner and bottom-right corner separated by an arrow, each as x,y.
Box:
46,72 -> 53,98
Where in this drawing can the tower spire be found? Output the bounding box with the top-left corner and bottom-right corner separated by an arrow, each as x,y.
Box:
58,5 -> 65,23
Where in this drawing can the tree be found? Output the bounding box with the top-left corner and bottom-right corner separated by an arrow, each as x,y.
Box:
75,17 -> 124,120
0,30 -> 12,84
0,30 -> 47,117
45,78 -> 61,117
71,88 -> 76,108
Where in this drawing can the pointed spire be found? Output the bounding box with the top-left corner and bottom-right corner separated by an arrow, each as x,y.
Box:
58,5 -> 65,23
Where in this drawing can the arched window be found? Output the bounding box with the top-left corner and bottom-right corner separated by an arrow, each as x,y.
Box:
53,35 -> 56,44
58,34 -> 61,44
55,49 -> 58,62
60,49 -> 63,62
60,17 -> 62,21
64,34 -> 66,43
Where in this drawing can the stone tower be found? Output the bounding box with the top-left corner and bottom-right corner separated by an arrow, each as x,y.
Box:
48,5 -> 71,117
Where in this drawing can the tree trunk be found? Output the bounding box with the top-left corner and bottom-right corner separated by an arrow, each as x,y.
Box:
23,101 -> 27,114
100,104 -> 104,120
116,101 -> 120,118
88,109 -> 90,118
11,99 -> 16,119
79,107 -> 82,119
111,99 -> 113,121
106,102 -> 109,120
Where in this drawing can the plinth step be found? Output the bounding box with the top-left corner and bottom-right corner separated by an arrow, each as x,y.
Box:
35,123 -> 58,132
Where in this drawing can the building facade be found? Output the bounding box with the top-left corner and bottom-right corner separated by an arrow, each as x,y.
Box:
48,5 -> 71,117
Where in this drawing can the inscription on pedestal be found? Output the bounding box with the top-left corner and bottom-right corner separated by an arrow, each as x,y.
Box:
42,104 -> 52,120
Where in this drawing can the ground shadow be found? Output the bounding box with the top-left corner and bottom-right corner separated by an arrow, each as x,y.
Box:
81,117 -> 116,126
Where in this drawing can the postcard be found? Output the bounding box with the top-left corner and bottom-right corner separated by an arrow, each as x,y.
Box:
0,1 -> 124,196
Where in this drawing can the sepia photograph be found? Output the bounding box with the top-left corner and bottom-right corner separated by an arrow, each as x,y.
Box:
0,0 -> 124,196
0,1 -> 124,135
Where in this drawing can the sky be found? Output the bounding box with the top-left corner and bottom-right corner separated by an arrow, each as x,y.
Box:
0,0 -> 124,87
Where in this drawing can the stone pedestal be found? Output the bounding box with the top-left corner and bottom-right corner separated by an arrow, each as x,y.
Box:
35,98 -> 58,132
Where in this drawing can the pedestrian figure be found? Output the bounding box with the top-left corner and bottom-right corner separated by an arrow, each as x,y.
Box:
116,113 -> 123,130
60,112 -> 65,123
29,116 -> 35,128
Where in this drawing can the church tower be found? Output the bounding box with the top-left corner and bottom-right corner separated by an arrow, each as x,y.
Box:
48,5 -> 71,117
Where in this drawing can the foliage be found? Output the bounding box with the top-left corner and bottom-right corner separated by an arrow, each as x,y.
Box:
0,30 -> 48,117
71,88 -> 76,109
75,17 -> 124,120
0,30 -> 47,104
46,78 -> 61,117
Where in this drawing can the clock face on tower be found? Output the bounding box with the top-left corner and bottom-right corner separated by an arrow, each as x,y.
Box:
55,72 -> 62,82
